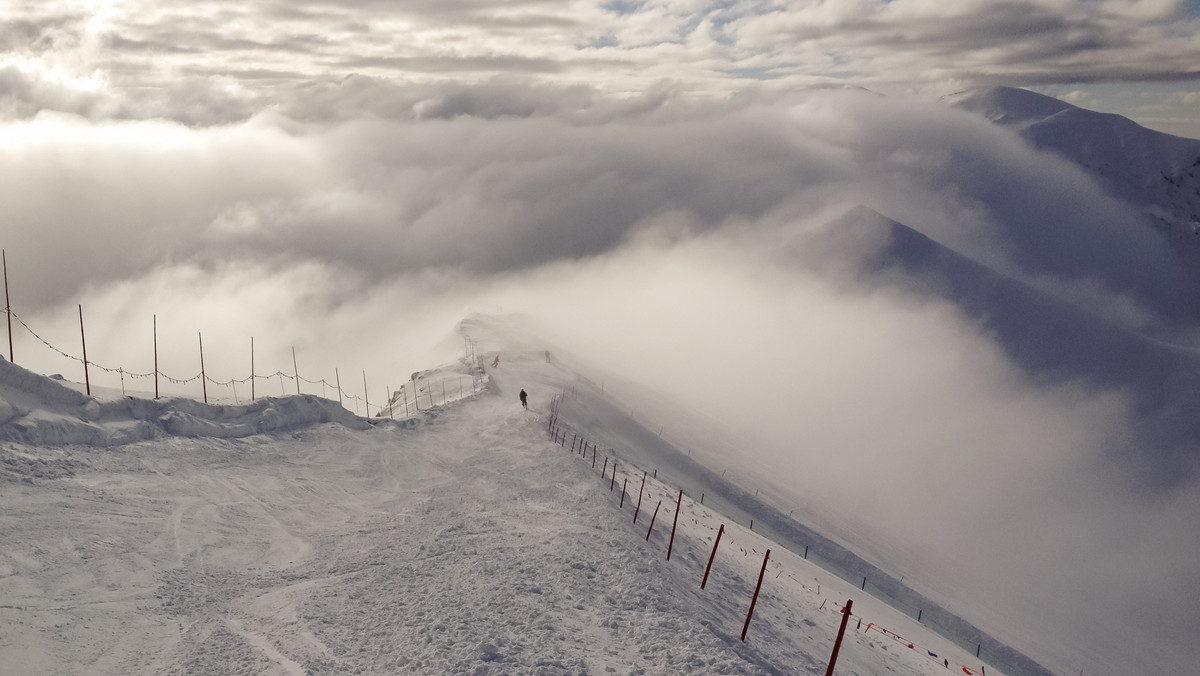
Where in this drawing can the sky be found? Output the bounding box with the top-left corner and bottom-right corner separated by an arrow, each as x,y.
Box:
3,2 -> 1200,673
2,0 -> 1199,135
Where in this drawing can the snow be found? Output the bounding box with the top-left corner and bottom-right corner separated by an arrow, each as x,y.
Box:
0,316 -> 1009,676
949,86 -> 1200,241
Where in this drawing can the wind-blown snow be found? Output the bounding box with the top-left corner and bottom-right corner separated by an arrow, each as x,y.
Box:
1,317 -> 1010,676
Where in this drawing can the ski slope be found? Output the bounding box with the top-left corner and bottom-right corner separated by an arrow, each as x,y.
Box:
1,317 -> 1004,676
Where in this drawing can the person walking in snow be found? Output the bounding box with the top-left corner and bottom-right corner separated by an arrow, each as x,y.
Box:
519,389 -> 528,409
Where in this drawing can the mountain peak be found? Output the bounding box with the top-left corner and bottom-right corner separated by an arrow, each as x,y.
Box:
944,86 -> 1075,126
948,86 -> 1200,240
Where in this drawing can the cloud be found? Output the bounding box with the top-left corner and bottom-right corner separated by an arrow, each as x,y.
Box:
1,88 -> 1187,322
3,1 -> 1199,128
1060,88 -> 1094,105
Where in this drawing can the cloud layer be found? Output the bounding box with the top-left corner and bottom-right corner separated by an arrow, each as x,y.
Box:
3,1 -> 1200,133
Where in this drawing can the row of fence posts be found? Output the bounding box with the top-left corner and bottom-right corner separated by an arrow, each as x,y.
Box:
546,408 -> 1004,675
547,414 -> 860,672
2,254 -> 486,418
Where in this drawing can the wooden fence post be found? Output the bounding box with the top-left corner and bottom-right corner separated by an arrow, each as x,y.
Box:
741,549 -> 773,642
620,478 -> 627,508
292,346 -> 300,394
3,250 -> 11,363
610,463 -> 617,492
154,315 -> 160,399
197,332 -> 207,403
78,305 -> 90,396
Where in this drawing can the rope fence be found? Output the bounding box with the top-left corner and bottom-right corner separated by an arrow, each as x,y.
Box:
1,305 -> 485,419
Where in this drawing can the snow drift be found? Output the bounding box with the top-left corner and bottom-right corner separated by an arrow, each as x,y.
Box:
0,354 -> 370,447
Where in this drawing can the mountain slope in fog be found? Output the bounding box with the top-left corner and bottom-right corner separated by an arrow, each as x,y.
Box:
825,206 -> 1200,472
949,86 -> 1200,239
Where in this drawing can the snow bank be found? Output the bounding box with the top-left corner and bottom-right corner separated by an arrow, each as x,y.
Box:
0,355 -> 371,446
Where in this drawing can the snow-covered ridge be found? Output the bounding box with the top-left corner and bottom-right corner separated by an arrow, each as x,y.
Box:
948,86 -> 1200,237
0,355 -> 371,447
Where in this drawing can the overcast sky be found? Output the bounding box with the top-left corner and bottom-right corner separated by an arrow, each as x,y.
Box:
3,0 -> 1200,135
3,2 -> 1200,674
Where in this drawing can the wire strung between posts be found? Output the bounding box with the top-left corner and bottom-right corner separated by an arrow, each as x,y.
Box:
6,309 -> 368,406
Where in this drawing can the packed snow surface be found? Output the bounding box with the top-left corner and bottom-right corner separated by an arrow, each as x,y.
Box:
0,321 -> 1003,676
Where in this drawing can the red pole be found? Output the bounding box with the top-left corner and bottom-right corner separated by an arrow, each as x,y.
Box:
198,332 -> 207,403
741,549 -> 772,642
3,250 -> 12,363
645,500 -> 662,541
153,315 -> 159,399
634,482 -> 645,524
78,304 -> 90,396
620,478 -> 627,508
610,463 -> 617,491
667,488 -> 683,561
602,457 -> 608,477
592,446 -> 596,468
824,599 -> 853,673
701,524 -> 725,589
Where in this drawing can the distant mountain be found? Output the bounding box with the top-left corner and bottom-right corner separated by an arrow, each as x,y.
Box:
947,86 -> 1200,239
825,206 -> 1200,476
